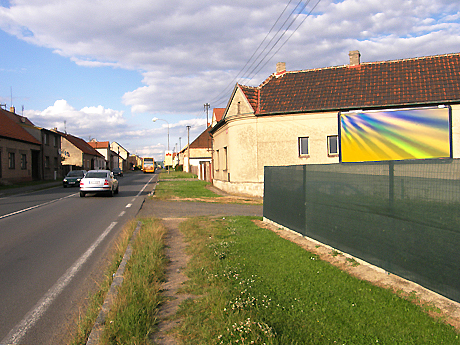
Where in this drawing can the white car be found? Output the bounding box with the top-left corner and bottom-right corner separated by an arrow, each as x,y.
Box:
79,170 -> 119,197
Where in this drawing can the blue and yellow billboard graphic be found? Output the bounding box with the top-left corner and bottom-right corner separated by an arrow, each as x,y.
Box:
340,106 -> 452,163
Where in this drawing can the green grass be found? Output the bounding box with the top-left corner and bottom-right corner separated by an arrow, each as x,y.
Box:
100,218 -> 167,344
159,171 -> 197,179
155,179 -> 222,199
69,220 -> 137,345
69,218 -> 167,345
175,216 -> 460,344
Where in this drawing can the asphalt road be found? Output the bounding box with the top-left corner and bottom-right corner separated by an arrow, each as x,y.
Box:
0,171 -> 157,345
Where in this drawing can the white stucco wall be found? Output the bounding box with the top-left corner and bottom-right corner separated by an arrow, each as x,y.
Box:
212,87 -> 460,197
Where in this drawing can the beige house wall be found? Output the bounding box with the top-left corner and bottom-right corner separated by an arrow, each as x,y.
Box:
0,138 -> 40,183
213,87 -> 460,197
213,111 -> 338,197
61,138 -> 82,167
451,105 -> 460,159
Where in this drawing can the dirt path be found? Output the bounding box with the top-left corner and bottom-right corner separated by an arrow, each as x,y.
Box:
150,218 -> 192,345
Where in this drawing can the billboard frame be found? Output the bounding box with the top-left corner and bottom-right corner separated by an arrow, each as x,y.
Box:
338,105 -> 452,163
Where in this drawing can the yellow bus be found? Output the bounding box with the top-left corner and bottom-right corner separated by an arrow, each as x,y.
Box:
142,157 -> 155,173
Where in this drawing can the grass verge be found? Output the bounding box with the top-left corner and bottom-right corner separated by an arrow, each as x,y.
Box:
159,171 -> 197,179
175,216 -> 459,344
154,179 -> 221,199
99,218 -> 167,344
69,218 -> 167,345
69,219 -> 137,345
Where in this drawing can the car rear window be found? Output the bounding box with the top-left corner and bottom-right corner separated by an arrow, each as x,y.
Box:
68,171 -> 84,177
85,172 -> 108,178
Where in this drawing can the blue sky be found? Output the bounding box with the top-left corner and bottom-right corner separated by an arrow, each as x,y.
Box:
0,0 -> 459,160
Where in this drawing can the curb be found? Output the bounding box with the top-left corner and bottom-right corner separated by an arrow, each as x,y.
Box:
85,221 -> 143,345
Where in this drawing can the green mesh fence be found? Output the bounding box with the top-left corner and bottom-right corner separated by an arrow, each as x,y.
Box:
264,159 -> 460,303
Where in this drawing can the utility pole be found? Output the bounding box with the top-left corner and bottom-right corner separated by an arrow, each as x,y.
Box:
204,103 -> 210,128
186,126 -> 191,173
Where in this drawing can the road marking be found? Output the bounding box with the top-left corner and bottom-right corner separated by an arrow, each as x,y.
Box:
136,175 -> 156,197
0,193 -> 78,220
119,211 -> 126,217
1,222 -> 118,345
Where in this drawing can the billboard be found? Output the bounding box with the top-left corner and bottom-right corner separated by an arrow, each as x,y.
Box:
339,106 -> 452,163
164,150 -> 173,166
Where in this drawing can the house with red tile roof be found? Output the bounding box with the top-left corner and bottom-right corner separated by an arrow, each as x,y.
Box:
52,130 -> 105,173
210,51 -> 460,197
3,108 -> 63,180
211,108 -> 225,127
179,126 -> 212,180
0,107 -> 41,183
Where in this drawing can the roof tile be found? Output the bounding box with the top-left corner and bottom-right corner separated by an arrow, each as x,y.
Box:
241,53 -> 460,114
0,108 -> 41,145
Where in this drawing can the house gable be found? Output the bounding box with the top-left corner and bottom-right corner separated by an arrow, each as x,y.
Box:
224,84 -> 257,120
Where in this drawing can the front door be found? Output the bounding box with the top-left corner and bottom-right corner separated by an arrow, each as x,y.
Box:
31,150 -> 40,180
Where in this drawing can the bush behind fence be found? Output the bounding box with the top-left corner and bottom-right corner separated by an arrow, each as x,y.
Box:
264,159 -> 460,303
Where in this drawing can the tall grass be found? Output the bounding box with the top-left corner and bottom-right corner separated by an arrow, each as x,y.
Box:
99,218 -> 167,344
69,220 -> 137,345
69,218 -> 167,345
175,216 -> 459,344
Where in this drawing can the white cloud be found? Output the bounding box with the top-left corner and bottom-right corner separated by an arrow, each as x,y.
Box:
24,99 -> 127,141
2,0 -> 460,114
23,98 -> 208,161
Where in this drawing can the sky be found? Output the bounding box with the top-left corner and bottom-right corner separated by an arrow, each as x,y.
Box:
0,0 -> 459,161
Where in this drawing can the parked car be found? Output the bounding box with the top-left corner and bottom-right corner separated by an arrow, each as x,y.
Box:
112,167 -> 123,176
63,170 -> 87,187
79,170 -> 119,197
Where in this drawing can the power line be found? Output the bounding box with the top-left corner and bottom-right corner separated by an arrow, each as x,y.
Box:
244,0 -> 314,82
248,0 -> 323,82
209,0 -> 322,107
208,0 -> 296,105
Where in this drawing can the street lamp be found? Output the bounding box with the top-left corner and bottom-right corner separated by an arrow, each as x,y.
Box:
152,117 -> 169,151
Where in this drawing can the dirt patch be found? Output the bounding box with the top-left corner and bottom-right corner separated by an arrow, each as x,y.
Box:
150,218 -> 194,345
254,219 -> 460,331
157,195 -> 262,205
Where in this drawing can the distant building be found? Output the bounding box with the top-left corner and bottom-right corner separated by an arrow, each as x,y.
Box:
110,142 -> 129,171
180,126 -> 212,180
52,130 -> 105,174
128,154 -> 143,169
0,107 -> 41,184
4,108 -> 62,180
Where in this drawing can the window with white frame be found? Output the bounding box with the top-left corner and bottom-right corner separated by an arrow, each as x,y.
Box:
298,137 -> 309,156
327,135 -> 338,155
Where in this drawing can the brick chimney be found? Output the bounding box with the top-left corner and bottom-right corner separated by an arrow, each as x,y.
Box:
276,62 -> 286,76
348,50 -> 361,66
